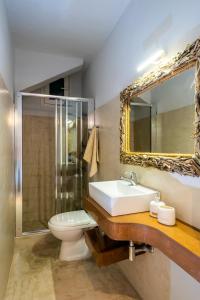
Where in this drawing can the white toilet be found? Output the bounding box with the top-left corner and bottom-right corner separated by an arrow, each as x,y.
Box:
48,210 -> 97,261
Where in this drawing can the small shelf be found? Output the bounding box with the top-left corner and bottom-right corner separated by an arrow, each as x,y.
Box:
85,196 -> 200,283
85,228 -> 129,267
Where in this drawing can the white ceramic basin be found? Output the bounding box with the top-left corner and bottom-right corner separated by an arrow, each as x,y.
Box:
89,180 -> 158,216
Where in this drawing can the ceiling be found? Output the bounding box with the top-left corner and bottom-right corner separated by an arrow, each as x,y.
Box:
5,0 -> 131,61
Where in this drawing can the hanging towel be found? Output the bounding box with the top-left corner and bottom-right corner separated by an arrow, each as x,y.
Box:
83,126 -> 99,177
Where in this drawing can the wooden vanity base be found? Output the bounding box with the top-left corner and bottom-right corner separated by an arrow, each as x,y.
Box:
85,196 -> 200,283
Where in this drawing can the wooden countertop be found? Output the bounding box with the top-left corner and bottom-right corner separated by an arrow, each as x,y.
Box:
85,196 -> 200,283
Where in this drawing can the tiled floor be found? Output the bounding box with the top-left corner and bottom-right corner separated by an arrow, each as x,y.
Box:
22,219 -> 47,232
5,234 -> 140,300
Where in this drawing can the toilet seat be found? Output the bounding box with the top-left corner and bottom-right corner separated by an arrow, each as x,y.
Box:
48,210 -> 96,231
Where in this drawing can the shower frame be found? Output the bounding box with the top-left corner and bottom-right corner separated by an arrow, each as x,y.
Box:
15,92 -> 94,237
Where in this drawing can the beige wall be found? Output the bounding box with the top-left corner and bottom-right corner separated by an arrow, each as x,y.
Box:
83,1 -> 200,297
131,105 -> 194,154
0,1 -> 14,298
155,105 -> 194,154
95,97 -> 200,229
0,75 -> 15,300
131,117 -> 151,152
95,96 -> 200,300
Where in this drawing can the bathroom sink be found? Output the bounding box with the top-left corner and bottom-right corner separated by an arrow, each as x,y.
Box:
89,180 -> 158,216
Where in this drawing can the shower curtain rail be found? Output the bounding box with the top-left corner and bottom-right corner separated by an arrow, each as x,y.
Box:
19,92 -> 92,102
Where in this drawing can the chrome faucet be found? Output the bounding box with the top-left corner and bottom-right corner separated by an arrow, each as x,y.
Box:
120,171 -> 137,186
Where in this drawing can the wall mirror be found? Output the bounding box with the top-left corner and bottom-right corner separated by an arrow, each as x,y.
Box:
130,68 -> 195,154
120,38 -> 200,176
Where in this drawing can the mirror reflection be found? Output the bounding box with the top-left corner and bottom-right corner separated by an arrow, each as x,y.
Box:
130,67 -> 195,154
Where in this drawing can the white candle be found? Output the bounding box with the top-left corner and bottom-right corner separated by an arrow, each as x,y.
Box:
157,205 -> 176,226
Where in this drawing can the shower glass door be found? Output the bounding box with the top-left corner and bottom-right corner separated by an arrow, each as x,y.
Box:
21,95 -> 56,232
19,93 -> 91,234
55,99 -> 88,214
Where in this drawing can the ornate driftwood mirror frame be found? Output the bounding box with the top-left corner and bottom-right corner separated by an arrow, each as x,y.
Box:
120,38 -> 200,176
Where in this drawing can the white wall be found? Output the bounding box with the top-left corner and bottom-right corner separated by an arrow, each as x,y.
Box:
0,1 -> 15,299
70,71 -> 82,97
14,48 -> 83,91
0,0 -> 13,95
84,0 -> 200,108
83,0 -> 200,299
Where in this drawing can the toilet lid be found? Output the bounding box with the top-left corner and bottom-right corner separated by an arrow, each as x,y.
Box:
49,210 -> 91,227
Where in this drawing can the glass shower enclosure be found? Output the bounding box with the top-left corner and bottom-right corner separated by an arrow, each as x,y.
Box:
15,92 -> 94,235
